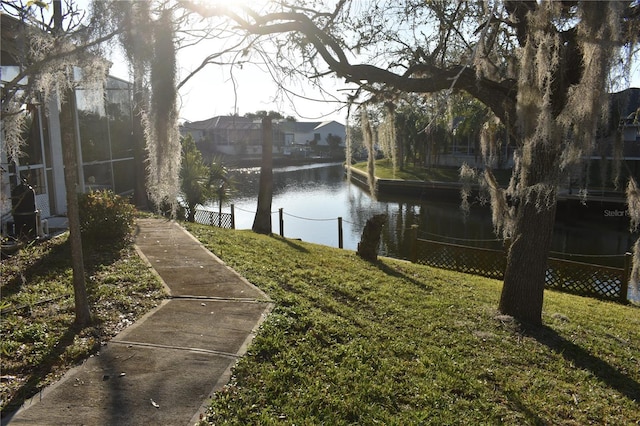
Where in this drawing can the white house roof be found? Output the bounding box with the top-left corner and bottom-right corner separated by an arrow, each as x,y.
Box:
182,116 -> 261,131
292,120 -> 344,133
182,116 -> 345,132
294,122 -> 322,133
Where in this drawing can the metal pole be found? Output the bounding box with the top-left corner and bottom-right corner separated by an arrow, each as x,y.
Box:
231,204 -> 235,229
622,252 -> 632,303
279,208 -> 284,237
410,224 -> 419,263
338,217 -> 343,249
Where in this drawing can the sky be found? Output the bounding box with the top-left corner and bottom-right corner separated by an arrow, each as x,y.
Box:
103,5 -> 640,127
107,42 -> 640,127
62,0 -> 352,124
107,49 -> 640,127
107,43 -> 354,125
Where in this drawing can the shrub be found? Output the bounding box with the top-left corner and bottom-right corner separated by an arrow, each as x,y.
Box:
78,190 -> 136,244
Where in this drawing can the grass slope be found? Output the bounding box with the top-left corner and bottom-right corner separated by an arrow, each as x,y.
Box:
184,223 -> 640,425
0,234 -> 166,415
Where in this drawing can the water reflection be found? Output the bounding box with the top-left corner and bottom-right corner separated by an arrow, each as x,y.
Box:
212,163 -> 636,267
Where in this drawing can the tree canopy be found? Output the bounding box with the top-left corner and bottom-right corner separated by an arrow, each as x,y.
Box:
3,0 -> 639,325
180,0 -> 640,324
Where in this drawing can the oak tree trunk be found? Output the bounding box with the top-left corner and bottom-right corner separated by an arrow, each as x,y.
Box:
252,117 -> 273,234
500,194 -> 556,326
499,140 -> 561,326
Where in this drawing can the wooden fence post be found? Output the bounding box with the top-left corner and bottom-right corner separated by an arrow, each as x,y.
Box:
622,252 -> 632,303
410,225 -> 419,263
230,204 -> 235,229
338,217 -> 343,249
279,208 -> 284,238
209,211 -> 214,227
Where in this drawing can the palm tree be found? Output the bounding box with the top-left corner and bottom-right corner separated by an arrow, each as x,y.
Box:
180,134 -> 233,223
180,134 -> 210,222
252,117 -> 273,234
209,157 -> 233,227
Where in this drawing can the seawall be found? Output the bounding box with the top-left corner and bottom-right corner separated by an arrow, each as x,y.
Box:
345,165 -> 628,215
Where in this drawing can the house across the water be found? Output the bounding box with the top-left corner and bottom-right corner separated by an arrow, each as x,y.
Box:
180,115 -> 346,160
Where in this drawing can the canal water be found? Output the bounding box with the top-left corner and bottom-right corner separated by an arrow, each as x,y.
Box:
210,163 -> 636,268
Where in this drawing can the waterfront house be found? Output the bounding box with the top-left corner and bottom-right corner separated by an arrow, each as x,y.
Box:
1,14 -> 135,233
282,120 -> 346,151
179,115 -> 284,158
180,116 -> 346,159
592,88 -> 640,181
422,88 -> 639,175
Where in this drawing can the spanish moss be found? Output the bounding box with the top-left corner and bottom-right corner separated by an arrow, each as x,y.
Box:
378,102 -> 397,177
485,169 -> 513,238
479,116 -> 501,168
459,163 -> 476,216
146,9 -> 180,213
361,106 -> 376,198
627,176 -> 640,231
2,0 -> 109,203
631,238 -> 640,303
559,2 -> 621,172
345,104 -> 353,182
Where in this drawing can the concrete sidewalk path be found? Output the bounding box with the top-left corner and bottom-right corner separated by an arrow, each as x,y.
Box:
5,219 -> 273,426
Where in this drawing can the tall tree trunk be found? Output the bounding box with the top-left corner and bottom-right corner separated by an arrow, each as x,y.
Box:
187,203 -> 196,222
60,89 -> 92,327
500,193 -> 556,326
132,79 -> 149,209
499,141 -> 560,326
397,134 -> 404,170
53,0 -> 90,327
252,117 -> 273,234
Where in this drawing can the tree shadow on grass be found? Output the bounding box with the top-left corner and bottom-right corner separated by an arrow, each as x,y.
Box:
372,259 -> 434,292
500,387 -> 546,425
0,324 -> 98,421
1,241 -> 132,420
524,325 -> 640,403
82,241 -> 129,278
269,235 -> 310,253
1,238 -> 126,302
0,239 -> 72,300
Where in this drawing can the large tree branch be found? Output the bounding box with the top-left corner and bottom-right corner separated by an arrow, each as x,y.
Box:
233,10 -> 517,123
503,1 -> 536,46
180,2 -> 521,123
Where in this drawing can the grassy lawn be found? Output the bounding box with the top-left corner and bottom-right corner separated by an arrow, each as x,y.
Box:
0,233 -> 167,415
2,220 -> 638,424
352,159 -> 513,185
183,223 -> 640,425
